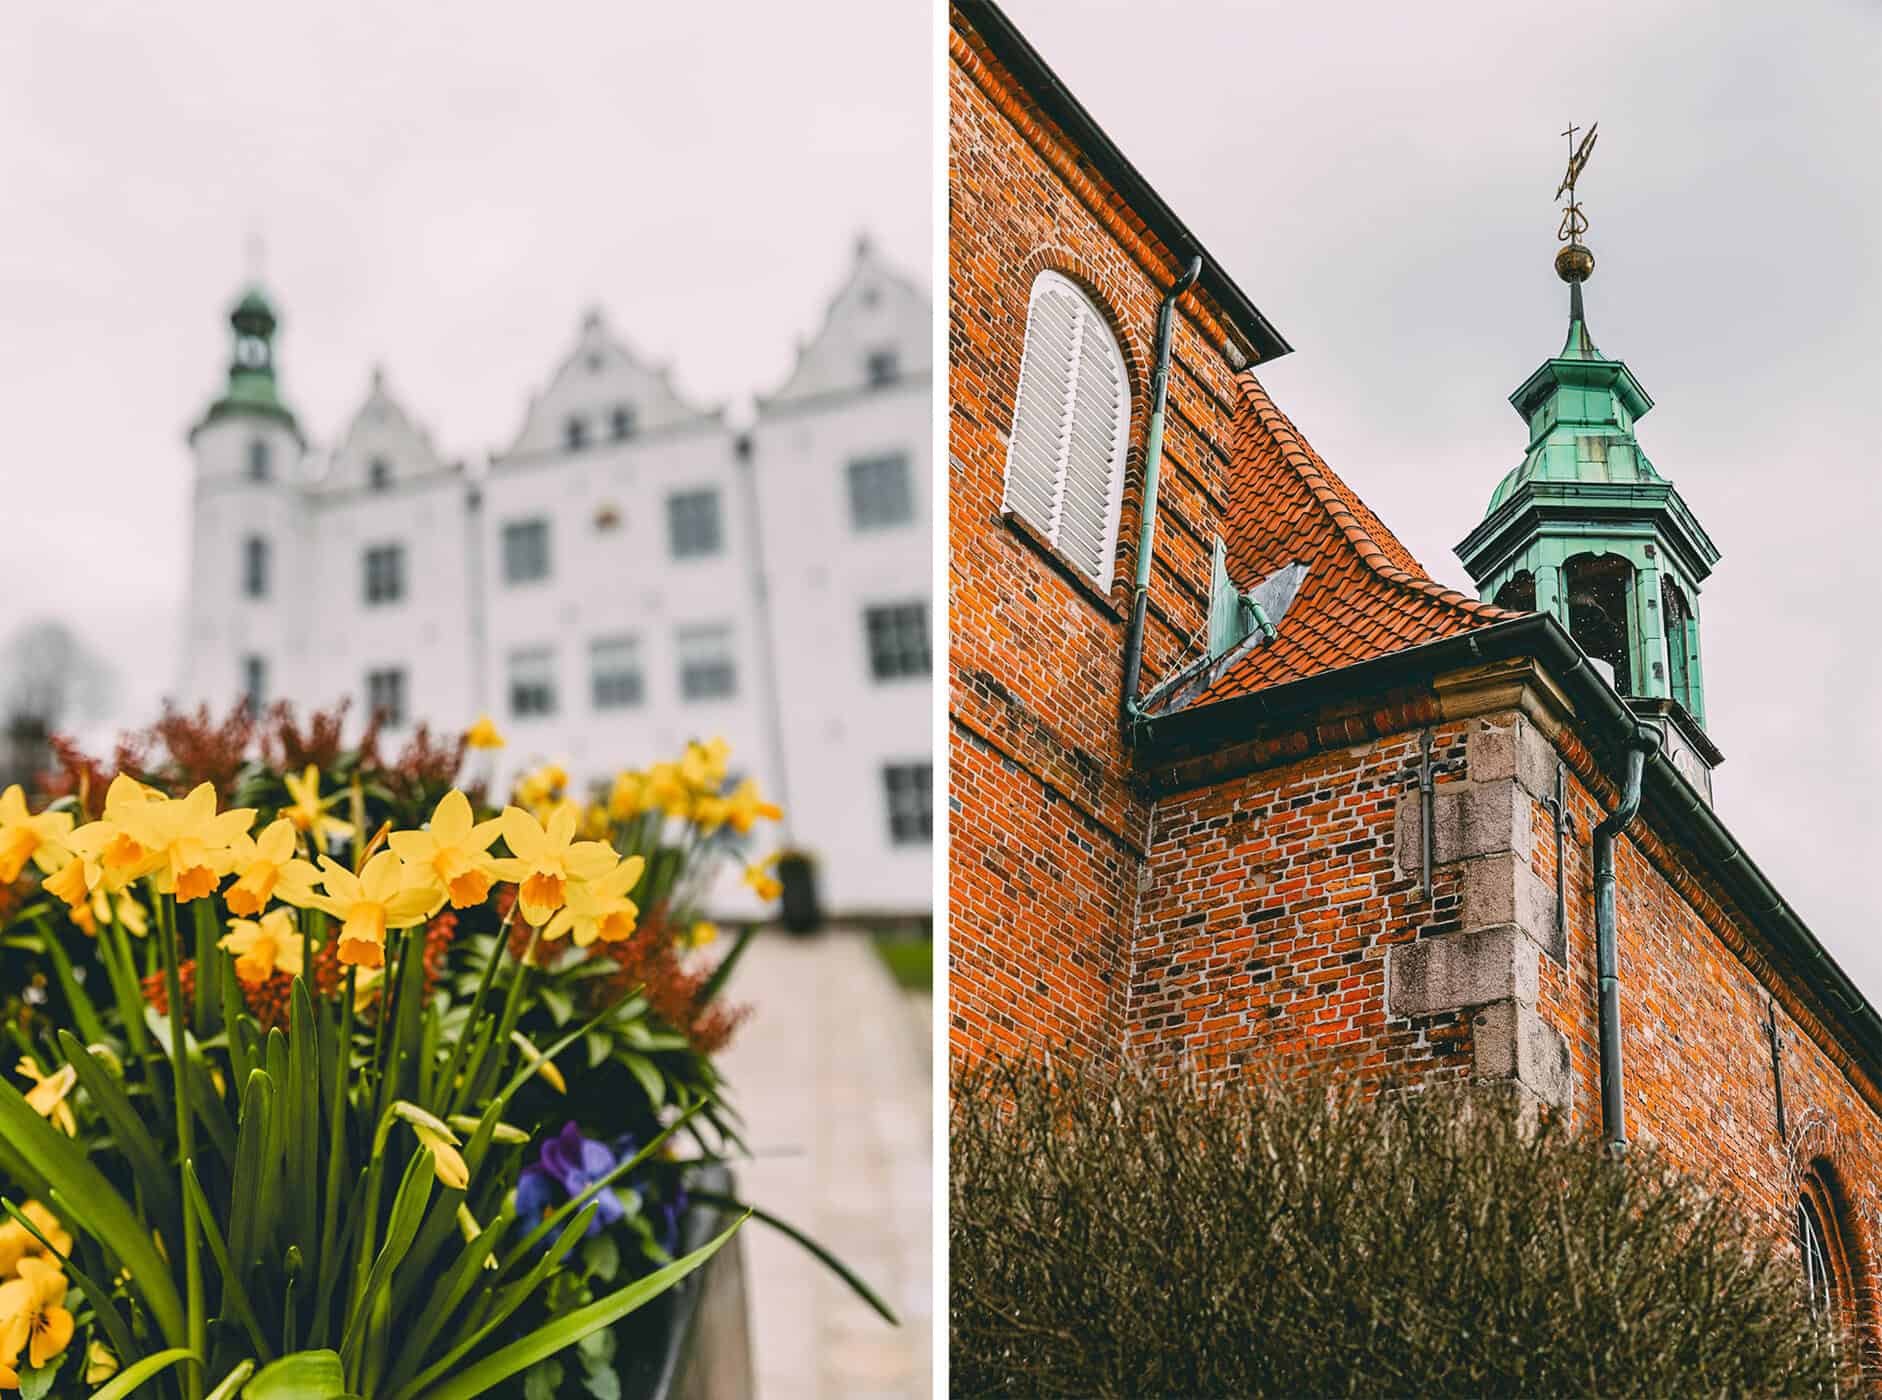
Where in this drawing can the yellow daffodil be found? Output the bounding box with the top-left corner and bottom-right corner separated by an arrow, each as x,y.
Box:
744,856 -> 783,903
606,770 -> 646,821
724,778 -> 783,834
308,852 -> 441,969
15,1060 -> 75,1137
0,1258 -> 74,1373
0,786 -> 73,885
282,765 -> 355,849
643,763 -> 693,819
492,804 -> 618,927
580,803 -> 611,840
690,920 -> 718,948
514,763 -> 569,812
395,1102 -> 470,1190
465,714 -> 505,750
693,793 -> 731,834
48,774 -> 168,906
85,1339 -> 118,1383
69,888 -> 147,939
220,908 -> 304,986
224,818 -> 318,916
0,1202 -> 69,1279
113,782 -> 254,902
680,737 -> 731,791
387,790 -> 502,909
508,1032 -> 568,1092
541,854 -> 647,947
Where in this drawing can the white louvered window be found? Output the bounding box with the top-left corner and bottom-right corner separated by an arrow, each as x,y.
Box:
1002,271 -> 1131,588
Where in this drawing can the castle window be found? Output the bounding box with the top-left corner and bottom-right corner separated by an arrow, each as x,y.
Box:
508,647 -> 557,718
677,624 -> 737,701
242,535 -> 270,599
667,489 -> 723,559
247,438 -> 271,482
590,636 -> 644,710
882,762 -> 932,844
864,601 -> 930,680
1003,270 -> 1130,589
365,667 -> 406,728
501,519 -> 551,584
1563,552 -> 1634,695
368,457 -> 392,491
848,453 -> 914,530
610,406 -> 636,440
363,543 -> 406,606
565,416 -> 589,451
242,655 -> 267,712
866,348 -> 899,386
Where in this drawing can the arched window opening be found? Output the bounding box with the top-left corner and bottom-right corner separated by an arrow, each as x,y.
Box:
247,438 -> 271,482
369,457 -> 392,491
1662,576 -> 1695,713
1002,271 -> 1131,588
1564,552 -> 1633,694
1799,1194 -> 1836,1318
242,535 -> 270,600
1494,569 -> 1536,612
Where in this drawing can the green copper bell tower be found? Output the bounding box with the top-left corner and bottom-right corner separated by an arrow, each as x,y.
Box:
1456,125 -> 1719,734
192,283 -> 304,443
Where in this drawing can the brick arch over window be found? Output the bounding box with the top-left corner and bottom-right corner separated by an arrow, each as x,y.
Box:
1785,1113 -> 1882,1371
1013,246 -> 1154,411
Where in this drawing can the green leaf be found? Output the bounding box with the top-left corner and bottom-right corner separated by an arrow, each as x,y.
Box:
85,1348 -> 199,1400
410,1215 -> 745,1400
580,1365 -> 622,1400
692,1190 -> 900,1324
184,1159 -> 275,1362
243,1349 -> 348,1399
621,1052 -> 665,1110
582,1232 -> 621,1283
0,1077 -> 186,1347
226,1068 -> 277,1296
576,1322 -> 616,1368
16,1349 -> 60,1400
31,915 -> 106,1046
538,984 -> 574,1025
54,1030 -> 182,1239
697,924 -> 753,1004
203,1359 -> 256,1400
585,1031 -> 611,1069
523,1360 -> 564,1400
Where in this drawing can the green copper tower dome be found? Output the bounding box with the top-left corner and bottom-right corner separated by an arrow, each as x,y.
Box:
190,281 -> 304,444
1456,181 -> 1719,734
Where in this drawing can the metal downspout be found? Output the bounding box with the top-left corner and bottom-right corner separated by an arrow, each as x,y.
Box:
1594,727 -> 1658,1152
1119,254 -> 1203,740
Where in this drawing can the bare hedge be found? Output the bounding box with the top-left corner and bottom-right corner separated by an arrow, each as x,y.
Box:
950,1057 -> 1850,1397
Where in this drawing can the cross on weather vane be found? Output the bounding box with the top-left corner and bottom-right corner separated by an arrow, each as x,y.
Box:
1555,121 -> 1597,247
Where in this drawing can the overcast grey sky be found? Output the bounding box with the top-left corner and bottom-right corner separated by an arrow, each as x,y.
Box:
999,0 -> 1882,1000
0,0 -> 927,734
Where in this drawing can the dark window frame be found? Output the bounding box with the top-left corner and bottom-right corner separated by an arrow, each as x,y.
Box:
590,635 -> 645,710
666,489 -> 724,560
242,534 -> 270,599
882,762 -> 933,844
864,601 -> 931,680
501,518 -> 552,585
508,647 -> 558,718
365,667 -> 407,728
363,542 -> 406,606
677,625 -> 737,702
847,453 -> 915,531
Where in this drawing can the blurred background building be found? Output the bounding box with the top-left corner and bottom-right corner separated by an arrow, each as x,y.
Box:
181,237 -> 932,919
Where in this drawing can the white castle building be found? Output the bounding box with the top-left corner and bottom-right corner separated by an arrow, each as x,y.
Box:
181,239 -> 932,919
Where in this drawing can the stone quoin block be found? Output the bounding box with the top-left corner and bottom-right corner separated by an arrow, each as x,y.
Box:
1386,924 -> 1540,1018
1465,716 -> 1558,802
1459,849 -> 1563,964
1394,777 -> 1535,871
1471,999 -> 1572,1111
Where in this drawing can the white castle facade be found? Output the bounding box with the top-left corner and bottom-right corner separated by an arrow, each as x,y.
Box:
181,240 -> 932,919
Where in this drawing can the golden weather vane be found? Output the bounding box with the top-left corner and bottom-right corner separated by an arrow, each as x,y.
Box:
1555,121 -> 1598,245
1553,122 -> 1598,285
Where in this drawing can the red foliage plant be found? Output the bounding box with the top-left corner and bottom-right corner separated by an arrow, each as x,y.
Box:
585,911 -> 750,1057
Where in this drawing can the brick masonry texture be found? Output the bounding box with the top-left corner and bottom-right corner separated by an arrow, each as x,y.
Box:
948,2 -> 1879,1368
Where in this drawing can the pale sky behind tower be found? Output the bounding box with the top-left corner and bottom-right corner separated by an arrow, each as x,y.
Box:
0,0 -> 928,737
993,0 -> 1882,999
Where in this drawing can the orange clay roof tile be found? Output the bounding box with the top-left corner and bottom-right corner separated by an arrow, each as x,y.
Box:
1184,372 -> 1515,705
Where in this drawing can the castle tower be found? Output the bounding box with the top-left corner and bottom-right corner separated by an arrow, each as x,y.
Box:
1456,134 -> 1720,747
182,283 -> 309,713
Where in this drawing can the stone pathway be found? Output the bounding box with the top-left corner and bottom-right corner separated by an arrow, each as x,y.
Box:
714,930 -> 933,1399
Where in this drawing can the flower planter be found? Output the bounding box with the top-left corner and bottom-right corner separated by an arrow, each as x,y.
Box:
616,1165 -> 753,1399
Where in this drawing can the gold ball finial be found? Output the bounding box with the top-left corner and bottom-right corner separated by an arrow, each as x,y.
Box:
1555,243 -> 1595,283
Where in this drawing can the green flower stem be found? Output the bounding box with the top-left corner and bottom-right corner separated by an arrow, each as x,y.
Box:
318,964 -> 357,1318
348,1104 -> 400,1329
467,924 -> 540,1107
438,904 -> 515,1115
158,891 -> 206,1400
